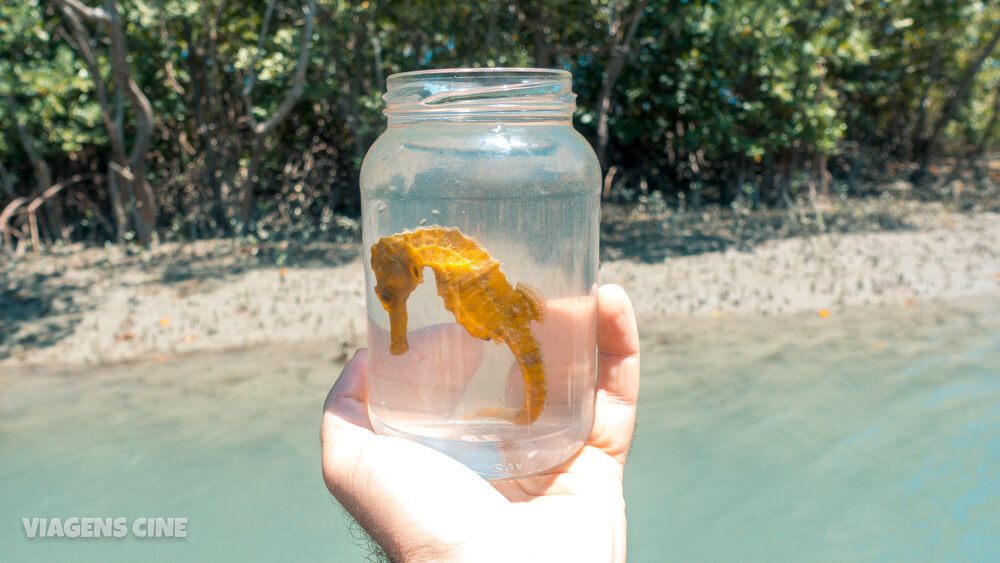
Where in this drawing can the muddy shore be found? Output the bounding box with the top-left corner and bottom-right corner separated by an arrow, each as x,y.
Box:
2,200 -> 998,366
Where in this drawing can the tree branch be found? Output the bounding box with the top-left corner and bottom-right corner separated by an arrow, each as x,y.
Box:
53,0 -> 158,244
100,0 -> 154,169
56,0 -> 111,24
924,24 -> 1000,158
54,1 -> 127,159
254,0 -> 317,137
0,165 -> 15,198
242,0 -> 279,109
595,0 -> 650,167
238,0 -> 317,231
5,93 -> 53,194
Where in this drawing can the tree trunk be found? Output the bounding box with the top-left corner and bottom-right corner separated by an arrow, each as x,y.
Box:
54,0 -> 158,246
762,155 -> 775,205
182,19 -> 225,234
369,3 -> 385,93
104,0 -> 156,245
513,0 -> 552,67
978,82 -> 1000,153
918,24 -> 1000,171
7,96 -> 53,196
912,40 -> 944,159
595,0 -> 650,168
238,0 -> 317,233
6,94 -> 59,248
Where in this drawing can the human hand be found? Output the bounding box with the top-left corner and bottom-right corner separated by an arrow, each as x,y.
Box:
321,284 -> 640,562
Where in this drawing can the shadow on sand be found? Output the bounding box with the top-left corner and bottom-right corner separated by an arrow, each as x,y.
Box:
1,271 -> 85,358
600,203 -> 916,263
0,240 -> 359,360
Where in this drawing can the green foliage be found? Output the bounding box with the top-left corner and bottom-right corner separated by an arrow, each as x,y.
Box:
0,1 -> 105,159
1,0 -> 999,244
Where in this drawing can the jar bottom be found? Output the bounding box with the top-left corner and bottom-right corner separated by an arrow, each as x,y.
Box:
369,410 -> 591,481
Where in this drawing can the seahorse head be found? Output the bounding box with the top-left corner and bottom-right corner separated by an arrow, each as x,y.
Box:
370,237 -> 424,354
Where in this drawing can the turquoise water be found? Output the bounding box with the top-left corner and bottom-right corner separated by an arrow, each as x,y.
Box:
2,298 -> 999,561
629,298 -> 1000,561
0,345 -> 371,561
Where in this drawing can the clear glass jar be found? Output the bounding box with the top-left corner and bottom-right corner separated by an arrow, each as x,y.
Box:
360,68 -> 600,480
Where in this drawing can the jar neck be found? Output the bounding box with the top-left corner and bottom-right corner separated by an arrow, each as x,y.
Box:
382,68 -> 576,126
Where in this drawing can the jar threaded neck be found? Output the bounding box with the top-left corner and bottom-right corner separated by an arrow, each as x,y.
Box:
383,68 -> 576,121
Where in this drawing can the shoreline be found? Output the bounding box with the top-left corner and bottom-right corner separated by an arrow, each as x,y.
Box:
602,208 -> 1000,320
2,200 -> 999,367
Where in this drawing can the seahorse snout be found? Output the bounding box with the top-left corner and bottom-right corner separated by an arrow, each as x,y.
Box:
387,303 -> 410,355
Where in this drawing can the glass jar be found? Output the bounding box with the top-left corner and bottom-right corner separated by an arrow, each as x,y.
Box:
360,68 -> 601,480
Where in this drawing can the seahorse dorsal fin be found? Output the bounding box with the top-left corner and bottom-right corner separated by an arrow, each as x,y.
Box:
516,282 -> 546,323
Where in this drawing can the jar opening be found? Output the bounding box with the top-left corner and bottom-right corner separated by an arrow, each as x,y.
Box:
383,67 -> 576,121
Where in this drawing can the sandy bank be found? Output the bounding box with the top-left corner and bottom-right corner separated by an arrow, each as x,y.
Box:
603,209 -> 1000,320
2,202 -> 998,366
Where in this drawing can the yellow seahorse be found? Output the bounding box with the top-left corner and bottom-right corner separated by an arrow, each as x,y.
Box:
370,226 -> 547,425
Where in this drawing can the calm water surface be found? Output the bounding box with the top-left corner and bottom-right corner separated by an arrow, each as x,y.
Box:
630,298 -> 1000,561
2,298 -> 998,561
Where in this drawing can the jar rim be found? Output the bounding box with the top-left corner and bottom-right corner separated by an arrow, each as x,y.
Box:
388,67 -> 569,82
384,67 -> 575,120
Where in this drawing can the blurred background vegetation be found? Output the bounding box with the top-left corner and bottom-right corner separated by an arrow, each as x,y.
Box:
1,0 -> 999,251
